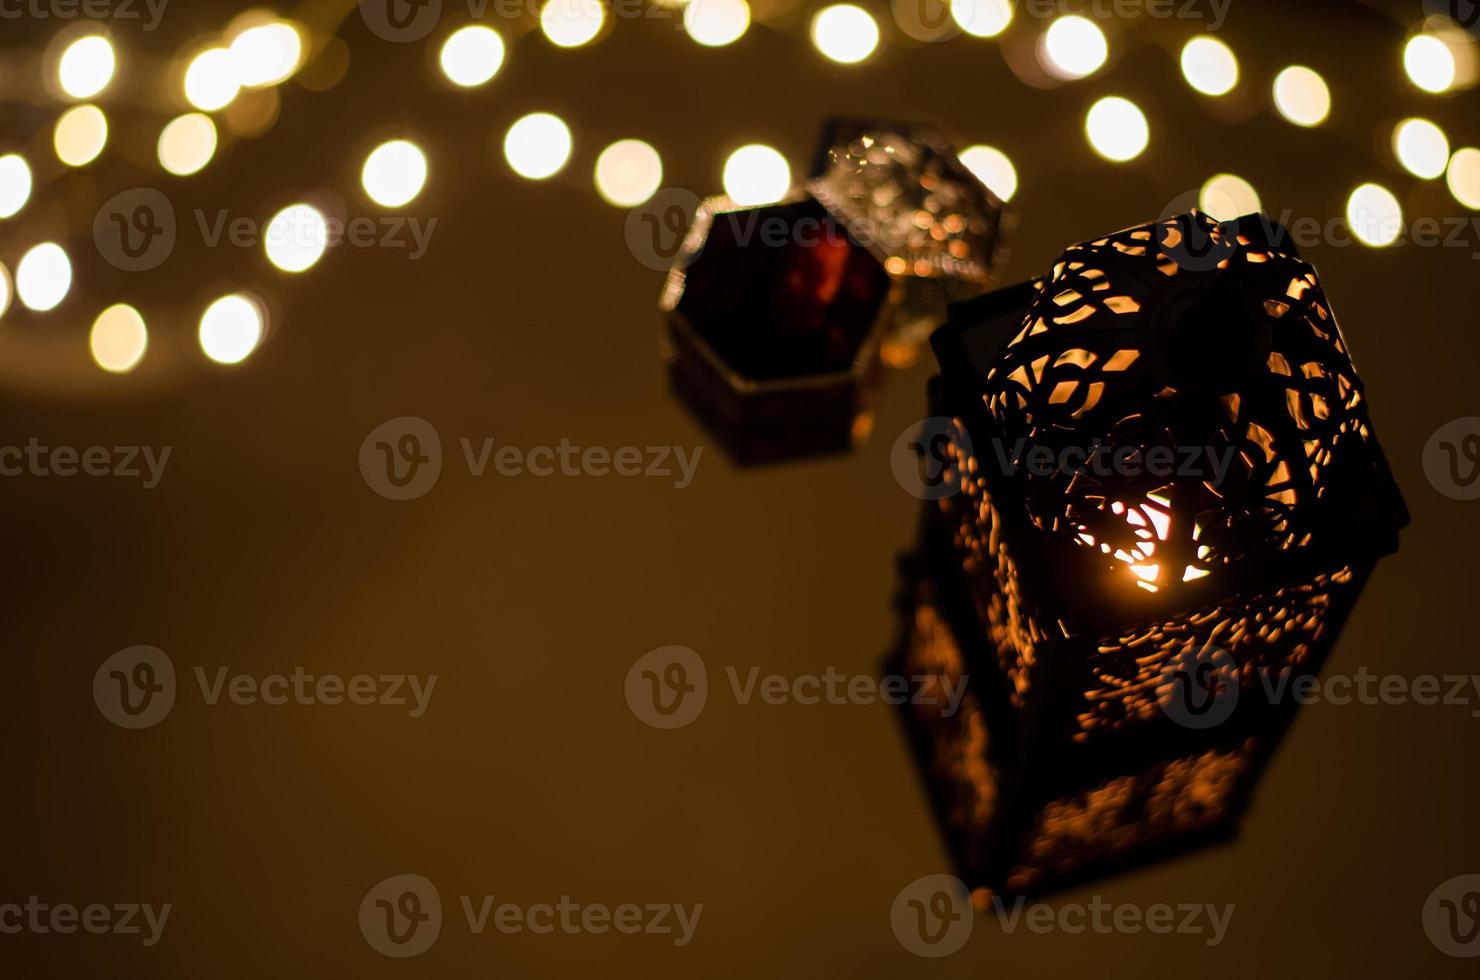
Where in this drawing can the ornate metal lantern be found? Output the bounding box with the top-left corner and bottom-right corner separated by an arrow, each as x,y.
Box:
896,211 -> 1409,899
659,119 -> 1009,465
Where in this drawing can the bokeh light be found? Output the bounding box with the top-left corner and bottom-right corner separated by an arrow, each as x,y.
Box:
1447,147 -> 1480,210
594,139 -> 663,207
959,144 -> 1017,202
199,294 -> 265,364
1393,118 -> 1449,180
722,144 -> 790,205
16,243 -> 72,312
685,0 -> 750,46
265,203 -> 330,273
1405,34 -> 1456,94
1041,15 -> 1107,80
811,5 -> 880,64
540,0 -> 605,48
0,154 -> 33,218
1200,173 -> 1261,221
1180,36 -> 1238,96
0,262 -> 11,320
230,22 -> 302,87
950,0 -> 1011,38
1346,183 -> 1403,248
90,304 -> 149,373
362,139 -> 429,207
158,113 -> 219,176
184,47 -> 241,111
1273,66 -> 1330,127
58,34 -> 116,99
1085,96 -> 1148,162
439,25 -> 506,87
54,104 -> 108,166
504,112 -> 573,180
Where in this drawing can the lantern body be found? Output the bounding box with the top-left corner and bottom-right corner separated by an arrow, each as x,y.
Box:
899,212 -> 1407,897
660,194 -> 892,464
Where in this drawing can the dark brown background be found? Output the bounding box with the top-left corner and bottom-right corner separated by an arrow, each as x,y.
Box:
2,0 -> 1477,975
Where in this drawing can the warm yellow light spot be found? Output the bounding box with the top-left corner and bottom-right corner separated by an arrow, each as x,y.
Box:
265,203 -> 330,273
684,0 -> 750,46
1272,66 -> 1330,127
439,25 -> 506,87
58,34 -> 116,99
1447,147 -> 1480,210
594,139 -> 663,207
0,154 -> 32,218
811,5 -> 880,64
199,294 -> 264,364
361,139 -> 428,207
230,23 -> 302,87
1085,96 -> 1148,162
1405,34 -> 1456,94
950,0 -> 1011,38
1393,118 -> 1449,180
1183,566 -> 1210,582
1200,173 -> 1260,221
54,104 -> 108,166
1041,15 -> 1107,80
0,262 -> 11,319
722,144 -> 790,205
1130,563 -> 1160,583
1346,183 -> 1403,248
184,47 -> 241,111
157,113 -> 218,176
1180,36 -> 1238,96
503,112 -> 573,180
959,144 -> 1016,201
16,242 -> 72,312
90,304 -> 148,373
540,0 -> 605,47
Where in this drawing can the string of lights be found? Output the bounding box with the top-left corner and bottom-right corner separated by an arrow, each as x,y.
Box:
0,1 -> 1475,379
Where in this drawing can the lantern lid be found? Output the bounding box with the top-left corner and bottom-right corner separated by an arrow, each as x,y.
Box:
932,211 -> 1407,607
